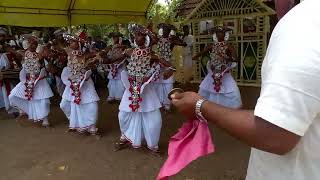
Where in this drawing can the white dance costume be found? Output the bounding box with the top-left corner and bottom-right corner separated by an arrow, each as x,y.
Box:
60,50 -> 100,133
9,50 -> 53,124
119,47 -> 162,151
0,52 -> 11,110
154,37 -> 174,110
106,44 -> 125,101
199,41 -> 242,109
52,48 -> 68,96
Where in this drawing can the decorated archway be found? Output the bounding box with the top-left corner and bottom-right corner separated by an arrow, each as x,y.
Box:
177,0 -> 275,86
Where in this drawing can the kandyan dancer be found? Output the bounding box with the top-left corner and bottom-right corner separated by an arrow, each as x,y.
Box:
46,30 -> 68,97
100,24 -> 173,154
193,24 -> 242,109
103,32 -> 126,103
60,36 -> 100,135
154,23 -> 185,111
9,36 -> 53,127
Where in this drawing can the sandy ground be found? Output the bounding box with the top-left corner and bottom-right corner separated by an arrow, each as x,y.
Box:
0,86 -> 260,180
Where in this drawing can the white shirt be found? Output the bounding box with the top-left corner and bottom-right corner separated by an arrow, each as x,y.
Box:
247,0 -> 320,179
0,53 -> 10,70
183,35 -> 194,68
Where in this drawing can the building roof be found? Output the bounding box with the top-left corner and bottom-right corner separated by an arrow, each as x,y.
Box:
177,0 -> 202,17
177,0 -> 275,20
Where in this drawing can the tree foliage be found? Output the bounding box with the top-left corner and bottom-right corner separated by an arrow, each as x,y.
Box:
71,0 -> 183,41
147,0 -> 183,23
71,24 -> 129,43
86,24 -> 117,39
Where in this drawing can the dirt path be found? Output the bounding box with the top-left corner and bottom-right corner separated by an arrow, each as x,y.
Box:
0,86 -> 259,180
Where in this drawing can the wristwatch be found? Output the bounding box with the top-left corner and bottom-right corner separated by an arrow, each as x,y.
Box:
195,99 -> 207,122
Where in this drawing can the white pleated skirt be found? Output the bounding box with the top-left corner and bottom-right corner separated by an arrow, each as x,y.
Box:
60,99 -> 98,133
199,88 -> 242,109
9,96 -> 50,121
107,79 -> 125,101
119,110 -> 162,150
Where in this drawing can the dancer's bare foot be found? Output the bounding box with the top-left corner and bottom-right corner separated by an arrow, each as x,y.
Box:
16,114 -> 27,120
66,129 -> 76,133
149,149 -> 162,158
82,130 -> 102,139
41,119 -> 51,128
41,123 -> 51,128
114,140 -> 130,152
34,121 -> 43,127
16,114 -> 29,126
8,112 -> 19,119
92,132 -> 102,140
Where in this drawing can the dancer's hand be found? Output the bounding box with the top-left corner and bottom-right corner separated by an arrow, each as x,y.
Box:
171,92 -> 202,119
163,69 -> 174,80
85,59 -> 97,70
95,54 -> 103,63
46,63 -> 57,74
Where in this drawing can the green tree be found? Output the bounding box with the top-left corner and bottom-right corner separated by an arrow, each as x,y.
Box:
86,24 -> 117,40
85,24 -> 129,43
147,0 -> 183,23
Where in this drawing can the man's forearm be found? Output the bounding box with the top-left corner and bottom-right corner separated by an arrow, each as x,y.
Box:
201,101 -> 300,155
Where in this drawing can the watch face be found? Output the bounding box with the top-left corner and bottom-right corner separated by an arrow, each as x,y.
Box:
168,88 -> 184,100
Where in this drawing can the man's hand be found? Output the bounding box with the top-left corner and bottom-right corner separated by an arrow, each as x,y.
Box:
171,92 -> 202,119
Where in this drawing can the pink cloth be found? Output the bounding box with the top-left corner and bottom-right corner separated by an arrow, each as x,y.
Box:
157,119 -> 215,180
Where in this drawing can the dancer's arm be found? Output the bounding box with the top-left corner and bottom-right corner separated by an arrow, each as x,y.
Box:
150,51 -> 172,68
192,45 -> 212,61
226,44 -> 237,63
99,48 -> 132,64
19,67 -> 27,82
171,36 -> 187,47
60,67 -> 71,86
